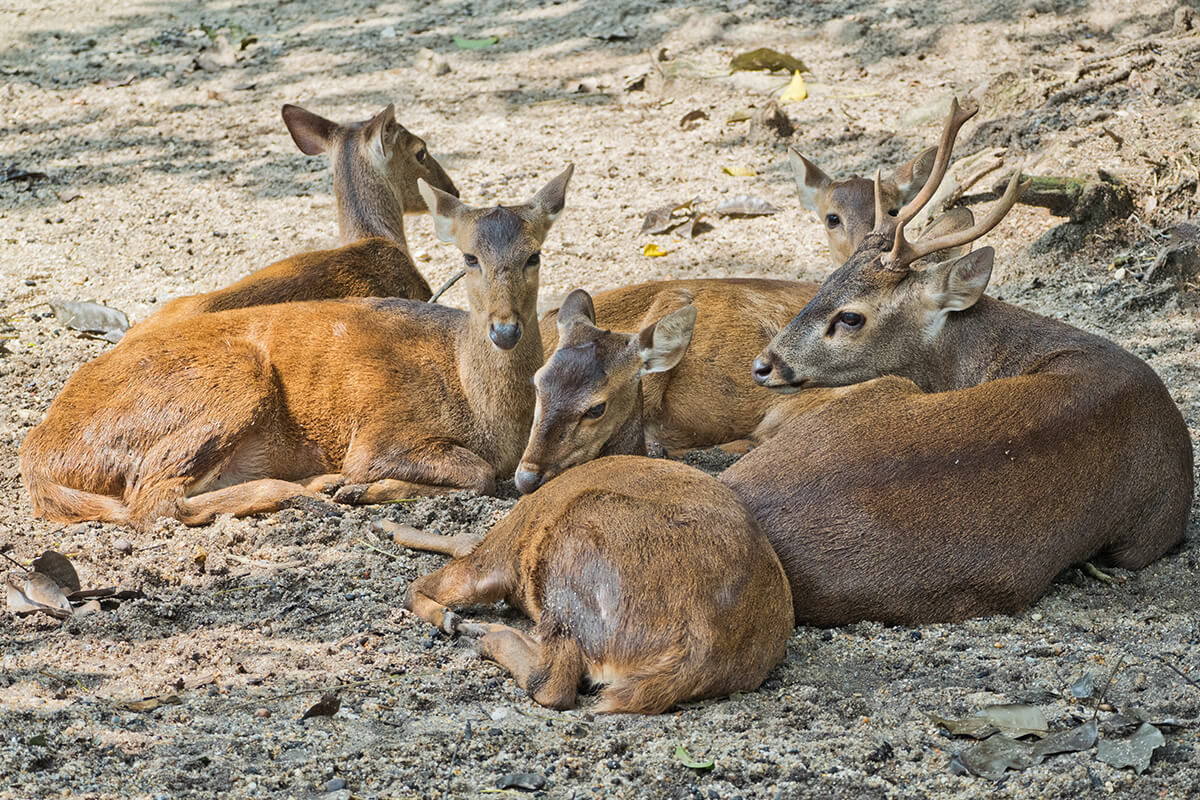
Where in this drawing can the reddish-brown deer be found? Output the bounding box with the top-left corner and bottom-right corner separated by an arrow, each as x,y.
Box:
721,99 -> 1193,625
383,455 -> 793,713
124,104 -> 457,341
791,145 -> 937,264
20,167 -> 572,530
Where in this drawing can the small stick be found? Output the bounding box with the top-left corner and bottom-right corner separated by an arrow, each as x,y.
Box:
429,270 -> 466,303
1092,654 -> 1126,720
229,673 -> 405,710
355,538 -> 402,560
1150,654 -> 1200,691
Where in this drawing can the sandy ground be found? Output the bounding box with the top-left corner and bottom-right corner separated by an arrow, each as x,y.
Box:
1,0 -> 1199,797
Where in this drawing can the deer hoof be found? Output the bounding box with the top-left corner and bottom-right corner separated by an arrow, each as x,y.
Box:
332,484 -> 368,504
440,609 -> 462,635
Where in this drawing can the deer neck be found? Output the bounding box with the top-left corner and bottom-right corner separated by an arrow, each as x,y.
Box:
600,387 -> 648,458
458,308 -> 544,467
921,297 -> 1066,392
332,156 -> 409,250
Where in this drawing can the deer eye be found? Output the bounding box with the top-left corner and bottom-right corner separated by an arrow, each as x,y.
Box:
525,252 -> 541,268
825,213 -> 841,228
832,311 -> 865,332
887,208 -> 899,217
415,147 -> 428,163
463,254 -> 480,269
582,401 -> 607,420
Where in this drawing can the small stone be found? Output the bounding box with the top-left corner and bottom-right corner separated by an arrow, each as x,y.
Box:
324,778 -> 347,792
1113,267 -> 1127,281
113,538 -> 134,555
254,708 -> 270,718
380,26 -> 397,39
496,772 -> 547,791
490,706 -> 510,721
414,48 -> 451,76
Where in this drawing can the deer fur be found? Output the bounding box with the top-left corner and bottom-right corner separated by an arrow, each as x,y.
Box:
20,167 -> 573,530
388,455 -> 793,713
725,100 -> 1193,625
124,104 -> 457,341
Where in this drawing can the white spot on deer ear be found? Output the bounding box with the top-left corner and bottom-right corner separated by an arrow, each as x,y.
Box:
417,179 -> 461,243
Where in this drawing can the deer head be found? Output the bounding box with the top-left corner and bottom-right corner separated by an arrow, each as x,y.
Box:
282,103 -> 459,216
419,166 -> 574,350
755,100 -> 1028,392
790,146 -> 936,264
514,289 -> 696,493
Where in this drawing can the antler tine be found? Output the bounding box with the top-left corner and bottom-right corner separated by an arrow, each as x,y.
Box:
872,168 -> 886,232
893,171 -> 1029,268
883,97 -> 979,268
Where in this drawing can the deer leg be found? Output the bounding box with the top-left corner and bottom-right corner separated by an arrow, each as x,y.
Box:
302,473 -> 346,494
334,439 -> 497,504
478,629 -> 583,710
175,479 -> 325,525
374,519 -> 484,558
404,559 -> 514,635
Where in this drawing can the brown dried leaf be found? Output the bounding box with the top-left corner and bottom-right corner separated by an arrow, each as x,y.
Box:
730,48 -> 808,74
680,109 -> 708,129
301,692 -> 341,720
33,550 -> 80,594
6,571 -> 73,619
118,693 -> 182,713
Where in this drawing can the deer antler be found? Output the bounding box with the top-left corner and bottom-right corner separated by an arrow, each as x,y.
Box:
876,97 -> 979,270
888,171 -> 1030,268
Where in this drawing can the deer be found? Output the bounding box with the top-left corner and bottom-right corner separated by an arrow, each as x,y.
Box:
123,103 -> 458,341
717,99 -> 1193,626
19,167 -> 573,530
790,144 -> 938,265
519,206 -> 982,493
381,454 -> 794,713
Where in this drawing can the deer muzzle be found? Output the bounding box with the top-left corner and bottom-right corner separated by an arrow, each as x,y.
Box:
752,350 -> 805,393
489,320 -> 523,350
514,467 -> 547,494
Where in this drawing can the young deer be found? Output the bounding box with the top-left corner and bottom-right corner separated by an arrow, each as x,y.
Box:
20,167 -> 572,530
124,104 -> 457,340
722,100 -> 1193,625
522,208 -> 981,493
384,455 -> 793,713
791,145 -> 936,264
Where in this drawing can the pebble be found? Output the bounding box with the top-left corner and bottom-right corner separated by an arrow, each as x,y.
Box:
254,708 -> 271,719
324,778 -> 346,792
113,538 -> 134,555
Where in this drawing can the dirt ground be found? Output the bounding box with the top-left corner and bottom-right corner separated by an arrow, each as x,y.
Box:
2,0 -> 1199,797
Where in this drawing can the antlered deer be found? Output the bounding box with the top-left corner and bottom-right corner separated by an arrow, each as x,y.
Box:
720,99 -> 1193,625
383,455 -> 793,713
21,167 -> 573,530
125,104 -> 457,341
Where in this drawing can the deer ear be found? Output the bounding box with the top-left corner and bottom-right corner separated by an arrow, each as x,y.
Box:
926,246 -> 993,312
282,104 -> 337,156
892,145 -> 937,203
418,178 -> 467,242
530,164 -> 574,223
556,289 -> 596,337
366,104 -> 398,165
789,149 -> 831,212
638,305 -> 697,375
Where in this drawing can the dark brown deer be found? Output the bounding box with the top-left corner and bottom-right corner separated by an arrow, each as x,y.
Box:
383,455 -> 794,713
20,167 -> 572,530
124,104 -> 457,341
719,99 -> 1193,625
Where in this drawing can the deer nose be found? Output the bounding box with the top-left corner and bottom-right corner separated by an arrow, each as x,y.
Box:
514,468 -> 545,494
752,352 -> 794,386
489,321 -> 523,350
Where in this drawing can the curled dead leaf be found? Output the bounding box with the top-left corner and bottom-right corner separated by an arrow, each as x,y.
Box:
715,195 -> 779,217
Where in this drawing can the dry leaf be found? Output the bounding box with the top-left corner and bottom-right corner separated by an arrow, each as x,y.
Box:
726,110 -> 752,125
729,48 -> 808,74
780,71 -> 807,103
722,166 -> 757,177
301,692 -> 341,720
675,214 -> 710,239
56,190 -> 83,203
6,571 -> 73,619
931,704 -> 1049,739
48,299 -> 129,343
680,109 -> 708,128
1096,722 -> 1164,774
642,243 -> 670,257
118,693 -> 182,713
32,551 -> 81,595
715,195 -> 779,217
640,198 -> 698,234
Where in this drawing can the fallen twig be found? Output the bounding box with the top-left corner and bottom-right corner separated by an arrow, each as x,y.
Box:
229,673 -> 405,710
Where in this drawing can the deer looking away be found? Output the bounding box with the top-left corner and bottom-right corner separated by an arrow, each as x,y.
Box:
124,103 -> 457,341
718,99 -> 1193,625
383,455 -> 793,713
20,167 -> 573,530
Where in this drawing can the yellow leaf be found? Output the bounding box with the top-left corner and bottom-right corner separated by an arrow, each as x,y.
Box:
722,166 -> 757,177
642,243 -> 670,257
780,71 -> 807,103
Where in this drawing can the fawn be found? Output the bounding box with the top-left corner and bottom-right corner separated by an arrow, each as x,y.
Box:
720,99 -> 1193,625
384,455 -> 793,713
20,167 -> 573,530
124,104 -> 457,340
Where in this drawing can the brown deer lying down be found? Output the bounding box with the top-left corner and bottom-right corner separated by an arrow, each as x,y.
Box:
124,104 -> 457,341
20,168 -> 572,530
518,209 -> 979,494
384,455 -> 793,713
719,99 -> 1194,626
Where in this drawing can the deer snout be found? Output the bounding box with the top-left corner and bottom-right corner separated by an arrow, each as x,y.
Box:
489,320 -> 523,350
514,467 -> 546,494
752,350 -> 800,392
